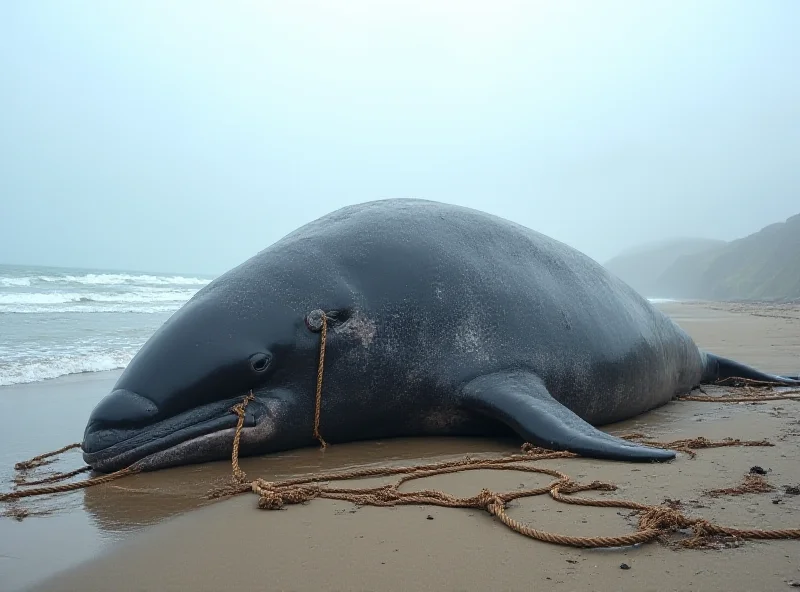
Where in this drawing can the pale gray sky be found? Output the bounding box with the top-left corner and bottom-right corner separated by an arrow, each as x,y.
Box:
1,1 -> 798,276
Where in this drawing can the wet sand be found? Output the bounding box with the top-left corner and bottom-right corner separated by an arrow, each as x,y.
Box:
2,300 -> 800,591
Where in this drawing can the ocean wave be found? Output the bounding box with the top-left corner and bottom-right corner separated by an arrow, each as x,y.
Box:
0,304 -> 182,314
0,277 -> 32,287
39,273 -> 211,286
0,288 -> 200,306
0,272 -> 212,289
0,351 -> 136,386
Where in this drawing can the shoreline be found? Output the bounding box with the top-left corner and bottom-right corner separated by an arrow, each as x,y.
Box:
1,300 -> 798,591
0,368 -> 125,390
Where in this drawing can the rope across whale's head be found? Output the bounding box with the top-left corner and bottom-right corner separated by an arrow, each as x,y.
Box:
80,300 -> 332,474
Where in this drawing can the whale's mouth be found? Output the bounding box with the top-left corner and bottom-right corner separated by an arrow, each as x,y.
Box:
82,396 -> 262,473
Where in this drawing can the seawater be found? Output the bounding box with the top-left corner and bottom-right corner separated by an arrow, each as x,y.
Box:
0,264 -> 214,386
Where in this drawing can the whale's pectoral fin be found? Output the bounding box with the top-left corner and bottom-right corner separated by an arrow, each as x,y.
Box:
461,371 -> 675,463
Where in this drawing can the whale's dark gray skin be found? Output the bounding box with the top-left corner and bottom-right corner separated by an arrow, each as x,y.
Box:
81,199 -> 799,473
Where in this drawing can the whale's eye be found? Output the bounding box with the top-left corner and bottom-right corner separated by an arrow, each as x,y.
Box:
250,352 -> 272,373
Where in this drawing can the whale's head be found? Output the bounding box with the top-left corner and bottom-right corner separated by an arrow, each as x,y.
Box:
81,276 -> 325,473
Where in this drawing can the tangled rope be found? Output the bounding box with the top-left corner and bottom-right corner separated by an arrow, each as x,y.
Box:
678,377 -> 800,403
2,308 -> 800,549
207,393 -> 800,549
0,463 -> 140,502
715,377 -> 796,388
14,442 -> 82,471
705,473 -> 775,498
619,434 -> 773,459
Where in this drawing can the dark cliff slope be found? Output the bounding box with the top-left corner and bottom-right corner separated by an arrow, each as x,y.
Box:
604,238 -> 724,298
604,213 -> 800,301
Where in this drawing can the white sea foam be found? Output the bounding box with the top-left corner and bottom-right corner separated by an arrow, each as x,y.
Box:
0,277 -> 32,287
0,288 -> 199,305
0,285 -> 203,316
0,350 -> 137,386
39,273 -> 211,286
0,304 -> 182,314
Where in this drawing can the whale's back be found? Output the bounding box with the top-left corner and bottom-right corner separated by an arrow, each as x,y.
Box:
229,199 -> 704,424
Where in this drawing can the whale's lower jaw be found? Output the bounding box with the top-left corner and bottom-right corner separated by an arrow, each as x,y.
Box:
82,413 -> 246,473
83,410 -> 286,473
80,394 -> 280,473
114,426 -> 242,473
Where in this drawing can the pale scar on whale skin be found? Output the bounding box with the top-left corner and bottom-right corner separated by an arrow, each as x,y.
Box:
333,312 -> 377,348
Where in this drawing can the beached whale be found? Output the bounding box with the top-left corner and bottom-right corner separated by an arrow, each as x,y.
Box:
81,199 -> 799,472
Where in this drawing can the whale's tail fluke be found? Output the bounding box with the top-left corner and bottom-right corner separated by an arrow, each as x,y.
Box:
701,352 -> 799,386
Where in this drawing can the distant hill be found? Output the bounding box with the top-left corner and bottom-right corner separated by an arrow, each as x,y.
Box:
604,238 -> 725,298
604,213 -> 800,302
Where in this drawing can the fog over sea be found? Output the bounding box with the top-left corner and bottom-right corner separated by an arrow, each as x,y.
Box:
0,264 -> 214,386
0,263 -> 675,387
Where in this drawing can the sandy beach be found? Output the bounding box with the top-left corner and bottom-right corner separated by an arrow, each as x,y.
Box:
2,300 -> 799,592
